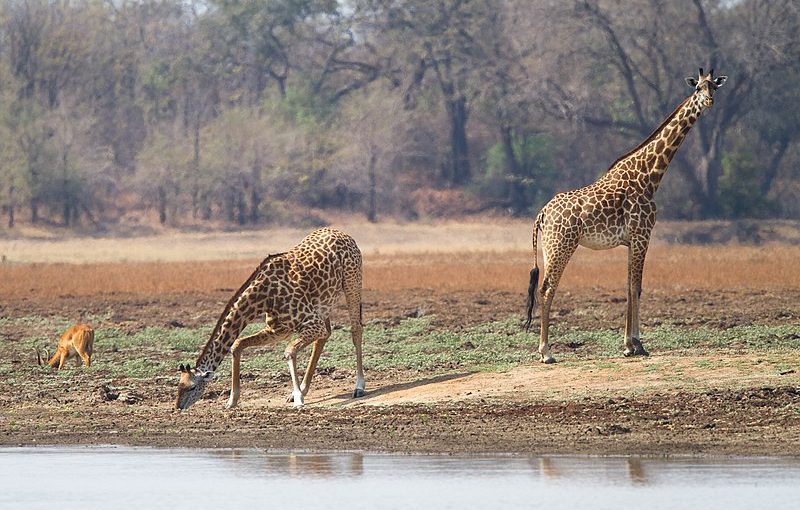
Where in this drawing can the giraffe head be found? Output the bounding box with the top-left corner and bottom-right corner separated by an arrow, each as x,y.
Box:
175,363 -> 213,410
685,68 -> 727,109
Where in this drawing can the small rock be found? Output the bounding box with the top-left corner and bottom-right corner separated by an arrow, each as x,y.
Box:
461,341 -> 476,350
116,391 -> 143,404
96,384 -> 119,402
606,424 -> 631,435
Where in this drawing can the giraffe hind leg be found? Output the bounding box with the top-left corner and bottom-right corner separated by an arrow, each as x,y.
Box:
342,259 -> 365,398
624,239 -> 650,357
537,236 -> 579,364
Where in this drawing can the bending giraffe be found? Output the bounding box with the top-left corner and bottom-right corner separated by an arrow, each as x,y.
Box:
176,228 -> 365,410
525,68 -> 727,363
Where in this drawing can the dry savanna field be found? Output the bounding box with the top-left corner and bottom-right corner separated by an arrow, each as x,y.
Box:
1,220 -> 799,454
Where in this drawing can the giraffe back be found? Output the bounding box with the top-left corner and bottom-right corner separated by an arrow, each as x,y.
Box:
234,228 -> 362,335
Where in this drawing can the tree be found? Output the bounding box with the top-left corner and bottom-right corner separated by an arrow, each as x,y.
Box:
371,0 -> 496,186
532,0 -> 800,217
333,85 -> 413,221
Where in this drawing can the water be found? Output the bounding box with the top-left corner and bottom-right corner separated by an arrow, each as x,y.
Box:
1,447 -> 799,509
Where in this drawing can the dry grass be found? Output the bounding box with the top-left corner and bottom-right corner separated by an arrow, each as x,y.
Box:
5,219 -> 796,264
1,244 -> 798,299
369,244 -> 800,291
0,220 -> 531,264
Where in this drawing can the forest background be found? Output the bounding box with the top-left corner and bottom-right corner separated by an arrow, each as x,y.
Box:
0,0 -> 798,232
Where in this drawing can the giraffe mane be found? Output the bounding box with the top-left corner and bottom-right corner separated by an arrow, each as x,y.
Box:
603,96 -> 692,174
196,252 -> 287,367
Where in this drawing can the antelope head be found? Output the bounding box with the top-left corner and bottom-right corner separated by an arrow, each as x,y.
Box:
175,363 -> 213,410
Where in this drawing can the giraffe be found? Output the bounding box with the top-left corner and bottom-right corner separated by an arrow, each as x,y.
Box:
176,227 -> 365,410
524,68 -> 727,363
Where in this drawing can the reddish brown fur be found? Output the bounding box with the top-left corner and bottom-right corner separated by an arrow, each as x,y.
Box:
46,324 -> 94,369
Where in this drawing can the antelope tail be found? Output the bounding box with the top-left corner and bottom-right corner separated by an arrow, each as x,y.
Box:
524,211 -> 544,332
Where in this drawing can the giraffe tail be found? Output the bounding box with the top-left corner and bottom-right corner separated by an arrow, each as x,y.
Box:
524,211 -> 543,332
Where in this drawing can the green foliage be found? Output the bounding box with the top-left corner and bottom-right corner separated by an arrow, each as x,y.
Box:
718,146 -> 777,219
477,133 -> 558,214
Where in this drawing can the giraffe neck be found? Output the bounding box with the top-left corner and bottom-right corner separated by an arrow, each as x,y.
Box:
606,94 -> 704,194
195,263 -> 272,373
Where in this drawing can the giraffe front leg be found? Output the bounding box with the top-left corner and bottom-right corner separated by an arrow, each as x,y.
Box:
226,329 -> 282,409
624,241 -> 649,357
227,346 -> 242,409
284,327 -> 323,408
284,346 -> 305,408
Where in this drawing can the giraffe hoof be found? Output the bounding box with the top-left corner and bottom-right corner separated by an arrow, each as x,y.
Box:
624,346 -> 649,357
353,388 -> 365,398
541,355 -> 556,364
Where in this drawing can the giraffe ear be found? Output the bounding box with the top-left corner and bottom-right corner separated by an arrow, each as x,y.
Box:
713,76 -> 727,87
685,77 -> 698,88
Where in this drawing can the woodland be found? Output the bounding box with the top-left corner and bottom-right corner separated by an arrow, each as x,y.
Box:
0,0 -> 798,230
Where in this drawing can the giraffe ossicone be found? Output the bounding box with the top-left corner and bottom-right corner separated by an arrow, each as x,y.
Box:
525,68 -> 727,363
176,228 -> 365,410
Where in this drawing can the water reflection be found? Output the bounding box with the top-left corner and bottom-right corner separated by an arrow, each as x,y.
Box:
535,456 -> 649,485
2,447 -> 800,510
209,449 -> 365,478
207,450 -> 658,486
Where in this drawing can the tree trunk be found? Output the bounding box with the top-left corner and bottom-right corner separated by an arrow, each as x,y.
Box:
445,97 -> 470,186
236,187 -> 246,225
500,125 -> 524,214
191,120 -> 201,219
761,138 -> 789,195
367,151 -> 378,223
200,191 -> 212,221
30,198 -> 39,224
224,189 -> 236,223
250,156 -> 262,224
7,185 -> 15,228
157,185 -> 167,225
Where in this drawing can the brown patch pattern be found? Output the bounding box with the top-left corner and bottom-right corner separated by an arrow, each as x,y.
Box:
528,70 -> 727,363
176,227 -> 364,409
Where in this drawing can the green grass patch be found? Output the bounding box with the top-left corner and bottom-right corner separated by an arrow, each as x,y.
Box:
2,314 -> 797,378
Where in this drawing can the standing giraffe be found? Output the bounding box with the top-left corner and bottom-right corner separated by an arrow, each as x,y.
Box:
525,68 -> 727,363
176,228 -> 365,410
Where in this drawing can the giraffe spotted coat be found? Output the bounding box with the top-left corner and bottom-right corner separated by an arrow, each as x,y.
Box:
177,227 -> 364,409
526,69 -> 727,363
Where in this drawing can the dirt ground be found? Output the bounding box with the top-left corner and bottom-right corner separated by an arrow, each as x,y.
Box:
2,290 -> 799,454
2,235 -> 800,455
